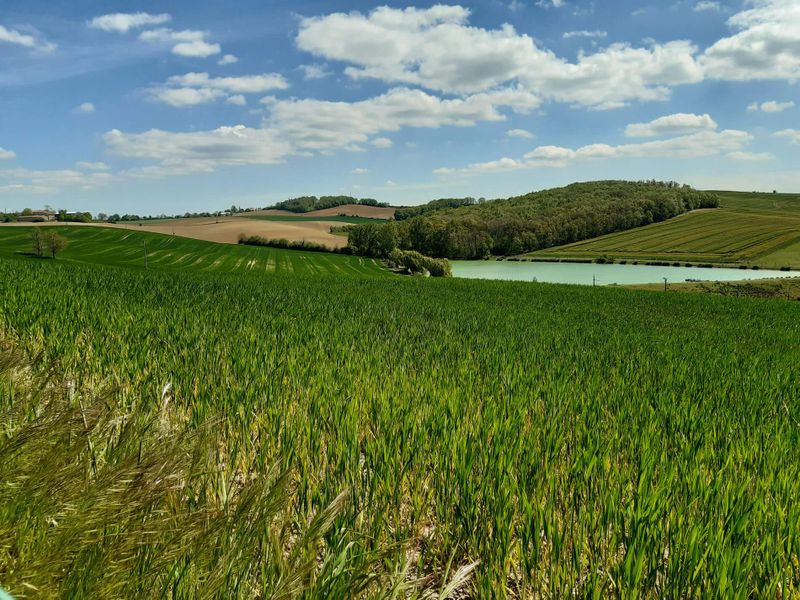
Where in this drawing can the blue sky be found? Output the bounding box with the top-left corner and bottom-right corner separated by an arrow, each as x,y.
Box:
0,0 -> 798,214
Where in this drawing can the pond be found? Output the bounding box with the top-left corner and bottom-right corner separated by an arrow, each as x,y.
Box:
450,260 -> 796,286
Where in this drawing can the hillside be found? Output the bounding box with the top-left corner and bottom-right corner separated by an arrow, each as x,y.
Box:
529,190 -> 800,268
0,225 -> 386,277
347,181 -> 719,259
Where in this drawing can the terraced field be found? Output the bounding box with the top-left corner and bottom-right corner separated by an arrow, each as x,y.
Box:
0,225 -> 386,277
527,191 -> 800,268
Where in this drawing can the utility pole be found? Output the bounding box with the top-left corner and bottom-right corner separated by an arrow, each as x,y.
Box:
593,275 -> 596,287
143,240 -> 149,270
663,277 -> 668,292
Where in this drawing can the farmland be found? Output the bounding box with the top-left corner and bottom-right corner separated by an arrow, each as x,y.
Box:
2,238 -> 800,597
0,226 -> 386,277
528,191 -> 800,268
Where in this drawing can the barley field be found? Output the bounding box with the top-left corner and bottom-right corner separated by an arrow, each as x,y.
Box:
0,226 -> 386,277
1,238 -> 799,598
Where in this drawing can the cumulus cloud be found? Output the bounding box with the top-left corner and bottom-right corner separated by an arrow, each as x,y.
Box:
726,151 -> 772,160
562,30 -> 607,39
694,1 -> 722,12
507,128 -> 535,139
0,147 -> 16,160
172,40 -> 221,58
76,161 -> 109,170
625,113 -> 718,137
296,5 -> 703,109
701,0 -> 800,81
371,137 -> 393,148
103,86 -> 542,176
351,168 -> 369,174
0,23 -> 56,52
104,126 -> 294,177
747,100 -> 795,113
226,95 -> 247,106
299,64 -> 332,80
775,129 -> 800,144
93,15 -> 224,58
75,102 -> 96,114
88,12 -> 171,33
149,72 -> 289,107
218,54 -> 238,65
0,167 -> 114,194
435,129 -> 752,176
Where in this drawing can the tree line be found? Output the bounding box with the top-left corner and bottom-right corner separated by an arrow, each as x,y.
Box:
348,181 -> 720,260
271,196 -> 389,214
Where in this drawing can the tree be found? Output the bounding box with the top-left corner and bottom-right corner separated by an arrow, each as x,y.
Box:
21,208 -> 33,216
31,230 -> 44,257
46,232 -> 67,259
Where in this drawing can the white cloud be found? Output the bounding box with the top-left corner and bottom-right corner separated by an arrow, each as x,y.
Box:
151,87 -> 224,107
0,24 -> 37,48
0,23 -> 56,52
75,102 -> 96,114
562,30 -> 607,39
536,0 -> 566,7
371,137 -> 393,148
226,94 -> 247,106
218,54 -> 238,65
0,147 -> 16,160
351,168 -> 369,174
76,161 -> 109,171
625,113 -> 718,137
775,129 -> 800,144
507,128 -> 535,139
104,126 -> 294,176
167,72 -> 289,94
435,129 -> 753,176
138,27 -> 221,58
88,12 -> 171,33
694,1 -> 722,12
103,86 -> 542,176
748,100 -> 795,113
296,6 -> 703,109
266,87 -> 539,152
138,28 -> 204,43
727,151 -> 772,160
0,167 -> 114,193
172,40 -> 221,58
299,64 -> 332,80
701,0 -> 800,81
150,72 -> 289,107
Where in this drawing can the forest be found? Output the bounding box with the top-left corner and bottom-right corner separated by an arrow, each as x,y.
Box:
348,181 -> 720,259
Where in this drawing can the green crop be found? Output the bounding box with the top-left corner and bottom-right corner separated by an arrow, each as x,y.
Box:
0,236 -> 799,597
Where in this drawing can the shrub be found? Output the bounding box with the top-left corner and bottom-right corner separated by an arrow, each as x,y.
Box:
387,249 -> 452,277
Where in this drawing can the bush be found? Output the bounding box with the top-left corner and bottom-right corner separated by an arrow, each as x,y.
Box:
387,249 -> 452,277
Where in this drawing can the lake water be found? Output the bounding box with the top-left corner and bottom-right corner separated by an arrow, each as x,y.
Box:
450,261 -> 796,286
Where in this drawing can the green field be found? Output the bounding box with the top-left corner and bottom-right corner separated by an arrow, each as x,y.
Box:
0,225 -> 386,277
527,191 -> 800,268
246,214 -> 385,224
1,232 -> 799,598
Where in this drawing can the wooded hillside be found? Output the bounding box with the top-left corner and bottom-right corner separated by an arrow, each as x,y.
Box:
348,181 -> 719,259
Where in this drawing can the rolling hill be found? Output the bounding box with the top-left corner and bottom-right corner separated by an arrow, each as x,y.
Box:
527,190 -> 800,268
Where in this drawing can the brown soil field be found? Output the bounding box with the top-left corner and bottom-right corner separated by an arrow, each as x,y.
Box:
248,205 -> 396,219
2,218 -> 345,248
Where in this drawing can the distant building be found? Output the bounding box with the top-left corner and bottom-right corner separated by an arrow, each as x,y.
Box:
18,210 -> 57,223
